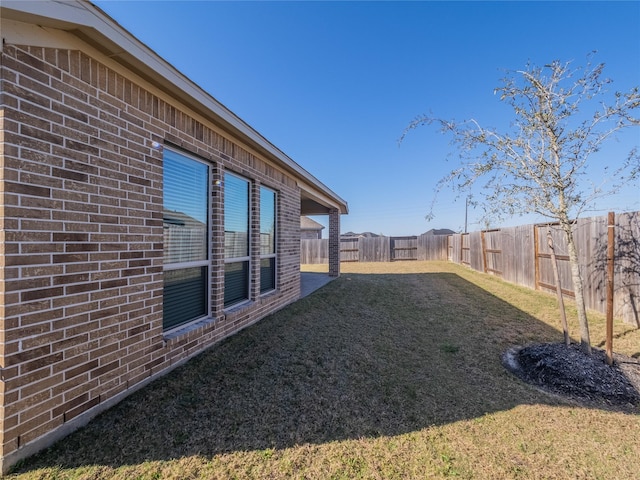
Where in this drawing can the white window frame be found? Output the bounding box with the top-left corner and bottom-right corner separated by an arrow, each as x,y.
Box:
259,185 -> 277,294
162,148 -> 212,331
224,171 -> 251,308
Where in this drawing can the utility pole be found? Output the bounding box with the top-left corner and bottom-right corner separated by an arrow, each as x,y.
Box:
464,196 -> 468,233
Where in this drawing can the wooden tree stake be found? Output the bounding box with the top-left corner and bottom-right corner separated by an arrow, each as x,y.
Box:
547,227 -> 570,346
606,212 -> 615,366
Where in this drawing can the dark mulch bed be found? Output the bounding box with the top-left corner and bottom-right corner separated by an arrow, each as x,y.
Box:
503,342 -> 640,412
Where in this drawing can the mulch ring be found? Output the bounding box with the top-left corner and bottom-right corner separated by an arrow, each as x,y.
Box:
503,342 -> 640,413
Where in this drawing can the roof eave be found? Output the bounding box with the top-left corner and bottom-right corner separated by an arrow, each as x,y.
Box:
1,0 -> 348,214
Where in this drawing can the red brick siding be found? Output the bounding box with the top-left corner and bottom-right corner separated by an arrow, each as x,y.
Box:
0,43 -> 302,464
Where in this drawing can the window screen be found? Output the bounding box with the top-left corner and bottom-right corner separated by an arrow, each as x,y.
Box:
224,172 -> 250,306
163,149 -> 209,329
260,186 -> 276,292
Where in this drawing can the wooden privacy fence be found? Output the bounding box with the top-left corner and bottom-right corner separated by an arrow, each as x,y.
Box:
301,234 -> 449,264
300,211 -> 639,326
447,211 -> 639,326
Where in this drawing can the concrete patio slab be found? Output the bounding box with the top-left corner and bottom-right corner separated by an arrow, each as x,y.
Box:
300,272 -> 335,298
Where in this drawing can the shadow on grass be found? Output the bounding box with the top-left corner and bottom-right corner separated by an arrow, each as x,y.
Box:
11,272 -> 620,473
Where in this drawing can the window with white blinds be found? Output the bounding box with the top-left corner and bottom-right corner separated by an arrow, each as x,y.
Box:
163,149 -> 209,330
224,172 -> 250,307
260,186 -> 276,293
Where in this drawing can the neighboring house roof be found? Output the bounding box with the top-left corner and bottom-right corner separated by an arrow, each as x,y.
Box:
163,210 -> 205,228
341,232 -> 380,238
300,216 -> 325,231
423,228 -> 456,236
1,0 -> 348,216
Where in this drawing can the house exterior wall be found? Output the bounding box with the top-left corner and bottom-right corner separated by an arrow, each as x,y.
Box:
0,35 -> 303,469
300,229 -> 322,240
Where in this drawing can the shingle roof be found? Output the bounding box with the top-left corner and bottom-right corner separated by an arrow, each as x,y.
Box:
300,216 -> 325,230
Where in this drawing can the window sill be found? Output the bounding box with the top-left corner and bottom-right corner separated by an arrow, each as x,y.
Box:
259,288 -> 277,298
224,288 -> 279,313
223,299 -> 253,314
164,290 -> 281,342
163,315 -> 218,342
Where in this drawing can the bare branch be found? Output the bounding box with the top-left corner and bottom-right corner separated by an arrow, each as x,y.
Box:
402,54 -> 640,352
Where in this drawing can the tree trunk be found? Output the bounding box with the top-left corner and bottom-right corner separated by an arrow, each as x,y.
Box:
547,228 -> 570,346
561,220 -> 592,354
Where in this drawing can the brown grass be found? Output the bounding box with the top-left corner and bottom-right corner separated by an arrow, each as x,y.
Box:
9,261 -> 640,479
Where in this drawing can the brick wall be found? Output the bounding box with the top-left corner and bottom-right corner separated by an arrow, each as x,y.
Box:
0,42 -> 301,467
328,209 -> 341,277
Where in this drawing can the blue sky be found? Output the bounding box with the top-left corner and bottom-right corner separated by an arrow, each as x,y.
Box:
95,1 -> 640,236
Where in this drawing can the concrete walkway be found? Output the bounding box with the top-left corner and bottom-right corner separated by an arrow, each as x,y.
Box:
300,272 -> 335,298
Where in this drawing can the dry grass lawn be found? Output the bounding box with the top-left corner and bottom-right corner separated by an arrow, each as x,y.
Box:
8,261 -> 640,479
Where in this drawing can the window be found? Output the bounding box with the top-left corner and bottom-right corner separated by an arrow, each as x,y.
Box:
260,186 -> 276,293
224,172 -> 250,307
163,149 -> 209,330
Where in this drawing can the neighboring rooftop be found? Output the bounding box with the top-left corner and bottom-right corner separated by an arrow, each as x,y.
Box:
423,228 -> 456,236
341,232 -> 381,238
301,216 -> 325,231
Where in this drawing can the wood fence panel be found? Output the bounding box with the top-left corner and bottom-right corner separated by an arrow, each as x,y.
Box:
531,214 -> 639,325
340,238 -> 359,262
391,236 -> 418,261
483,229 -> 503,277
449,235 -> 457,263
469,231 -> 484,271
460,234 -> 470,265
360,237 -> 390,262
536,224 -> 575,296
418,234 -> 449,260
578,215 -> 608,313
300,238 -> 328,264
512,225 -> 536,288
614,211 -> 640,327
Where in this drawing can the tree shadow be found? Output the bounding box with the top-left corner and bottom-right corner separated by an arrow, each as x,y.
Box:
12,272 -> 638,474
588,211 -> 640,331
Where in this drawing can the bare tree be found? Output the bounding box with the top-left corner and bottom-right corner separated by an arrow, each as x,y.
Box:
402,54 -> 639,353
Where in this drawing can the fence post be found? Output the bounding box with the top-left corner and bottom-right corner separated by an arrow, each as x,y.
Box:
606,212 -> 615,365
481,230 -> 488,273
533,224 -> 540,291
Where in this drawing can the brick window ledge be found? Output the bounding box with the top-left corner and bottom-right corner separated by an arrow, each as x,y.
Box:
163,315 -> 219,342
